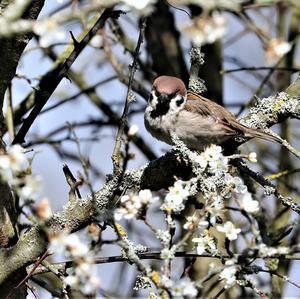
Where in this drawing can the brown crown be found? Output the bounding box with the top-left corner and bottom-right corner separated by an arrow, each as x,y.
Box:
153,76 -> 187,97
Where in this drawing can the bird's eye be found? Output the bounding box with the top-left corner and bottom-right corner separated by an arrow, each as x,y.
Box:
176,97 -> 184,106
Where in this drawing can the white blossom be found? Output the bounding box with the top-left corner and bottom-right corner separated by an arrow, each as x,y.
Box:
208,195 -> 224,224
114,189 -> 157,220
248,152 -> 257,163
156,229 -> 172,246
202,145 -> 228,174
184,214 -> 209,230
189,151 -> 208,169
89,35 -> 103,48
36,198 -> 52,220
219,260 -> 238,289
18,175 -> 42,200
0,145 -> 27,173
121,0 -> 156,15
192,231 -> 218,255
239,192 -> 259,214
232,177 -> 247,194
225,174 -> 247,194
34,19 -> 67,47
161,180 -> 190,213
49,232 -> 89,258
128,124 -> 139,137
161,276 -> 198,298
64,259 -> 100,295
183,12 -> 226,46
217,221 -> 241,241
266,38 -> 292,63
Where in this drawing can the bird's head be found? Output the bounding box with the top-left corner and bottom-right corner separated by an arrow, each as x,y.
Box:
149,76 -> 187,116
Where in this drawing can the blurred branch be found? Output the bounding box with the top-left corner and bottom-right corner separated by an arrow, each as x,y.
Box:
222,66 -> 300,74
12,8 -> 119,145
32,47 -> 155,160
30,250 -> 300,276
145,1 -> 189,83
0,0 -> 45,135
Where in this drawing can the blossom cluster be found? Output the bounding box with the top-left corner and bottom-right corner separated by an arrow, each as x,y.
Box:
183,12 -> 226,46
114,189 -> 158,220
0,145 -> 42,201
161,276 -> 198,298
49,231 -> 100,295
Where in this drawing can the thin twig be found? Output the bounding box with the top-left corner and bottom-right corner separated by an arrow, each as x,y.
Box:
111,17 -> 147,174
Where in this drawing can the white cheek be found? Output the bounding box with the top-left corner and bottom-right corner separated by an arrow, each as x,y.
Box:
150,91 -> 158,107
169,94 -> 186,113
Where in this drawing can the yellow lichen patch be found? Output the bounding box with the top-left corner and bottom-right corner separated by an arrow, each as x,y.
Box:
151,271 -> 160,286
114,223 -> 127,237
273,99 -> 285,111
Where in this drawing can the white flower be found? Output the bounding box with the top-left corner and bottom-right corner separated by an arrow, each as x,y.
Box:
156,229 -> 172,246
36,198 -> 52,220
175,278 -> 198,298
183,216 -> 194,230
90,35 -> 103,48
0,145 -> 27,173
161,180 -> 190,212
208,195 -> 224,224
266,38 -> 292,63
114,190 -> 157,220
192,231 -> 217,255
128,124 -> 139,137
239,192 -> 259,213
219,260 -> 238,289
190,151 -> 208,169
49,232 -> 89,258
121,0 -> 156,15
138,189 -> 157,205
200,145 -> 228,174
248,152 -> 257,163
217,221 -> 241,241
34,19 -> 67,47
64,260 -> 100,295
183,12 -> 226,46
18,175 -> 42,200
64,275 -> 79,288
161,276 -> 197,298
203,144 -> 223,160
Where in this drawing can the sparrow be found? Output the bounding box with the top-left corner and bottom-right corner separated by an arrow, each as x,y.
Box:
144,75 -> 281,150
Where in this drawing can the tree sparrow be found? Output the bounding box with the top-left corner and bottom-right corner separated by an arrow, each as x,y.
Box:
144,75 -> 281,150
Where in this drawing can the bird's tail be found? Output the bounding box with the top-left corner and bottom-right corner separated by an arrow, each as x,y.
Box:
243,127 -> 282,144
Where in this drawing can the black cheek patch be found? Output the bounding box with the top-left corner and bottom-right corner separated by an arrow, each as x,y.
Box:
150,100 -> 170,118
149,94 -> 153,102
176,97 -> 184,106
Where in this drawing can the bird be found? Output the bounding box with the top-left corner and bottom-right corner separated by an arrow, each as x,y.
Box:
144,75 -> 282,151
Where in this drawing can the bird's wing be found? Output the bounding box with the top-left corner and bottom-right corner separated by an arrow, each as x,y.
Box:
185,91 -> 242,136
186,91 -> 282,143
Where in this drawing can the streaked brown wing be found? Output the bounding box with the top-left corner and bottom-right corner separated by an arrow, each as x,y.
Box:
185,91 -> 245,137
